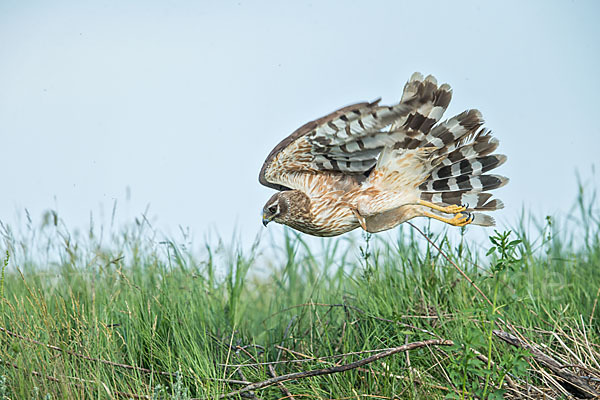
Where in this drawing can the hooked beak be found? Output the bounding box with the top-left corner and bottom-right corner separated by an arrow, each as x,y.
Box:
262,214 -> 271,227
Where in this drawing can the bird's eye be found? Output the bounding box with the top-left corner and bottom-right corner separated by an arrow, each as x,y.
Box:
268,204 -> 278,214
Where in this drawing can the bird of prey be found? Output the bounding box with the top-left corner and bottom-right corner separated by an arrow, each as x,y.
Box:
259,73 -> 507,237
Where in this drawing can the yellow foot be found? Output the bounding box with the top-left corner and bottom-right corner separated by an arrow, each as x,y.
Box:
419,200 -> 466,214
424,211 -> 474,227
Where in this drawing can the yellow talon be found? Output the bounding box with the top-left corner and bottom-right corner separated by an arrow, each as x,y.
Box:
451,213 -> 473,227
419,200 -> 466,214
444,204 -> 467,214
424,211 -> 473,227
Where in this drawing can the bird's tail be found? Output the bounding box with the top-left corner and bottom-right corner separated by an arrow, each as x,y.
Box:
364,73 -> 508,227
415,110 -> 508,226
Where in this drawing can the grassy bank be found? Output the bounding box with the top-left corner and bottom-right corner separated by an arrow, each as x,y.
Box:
0,191 -> 599,399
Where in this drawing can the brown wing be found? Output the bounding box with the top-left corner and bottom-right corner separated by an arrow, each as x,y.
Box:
258,73 -> 453,193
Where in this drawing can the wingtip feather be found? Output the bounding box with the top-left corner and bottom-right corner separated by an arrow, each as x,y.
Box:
410,72 -> 424,82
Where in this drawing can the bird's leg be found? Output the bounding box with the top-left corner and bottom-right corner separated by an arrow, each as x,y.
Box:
418,200 -> 466,214
423,211 -> 473,227
351,208 -> 368,231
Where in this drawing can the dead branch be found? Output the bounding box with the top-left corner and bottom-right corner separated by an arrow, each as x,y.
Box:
268,364 -> 295,400
493,330 -> 600,399
217,339 -> 453,399
275,342 -> 457,394
235,367 -> 259,400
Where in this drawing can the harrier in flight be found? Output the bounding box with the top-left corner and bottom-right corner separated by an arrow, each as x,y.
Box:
259,73 -> 507,237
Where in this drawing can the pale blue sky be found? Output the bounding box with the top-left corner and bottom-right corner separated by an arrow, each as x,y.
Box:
1,1 -> 599,245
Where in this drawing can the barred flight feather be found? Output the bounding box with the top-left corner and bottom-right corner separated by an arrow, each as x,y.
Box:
426,110 -> 484,149
304,73 -> 456,176
307,102 -> 413,147
390,76 -> 453,149
430,154 -> 507,180
436,130 -> 500,166
419,174 -> 509,192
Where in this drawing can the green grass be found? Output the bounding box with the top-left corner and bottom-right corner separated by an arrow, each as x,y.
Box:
0,188 -> 599,399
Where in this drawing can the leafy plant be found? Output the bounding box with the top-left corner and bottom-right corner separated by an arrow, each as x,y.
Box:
486,230 -> 522,274
446,231 -> 526,399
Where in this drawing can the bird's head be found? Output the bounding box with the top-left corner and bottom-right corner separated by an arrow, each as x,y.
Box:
262,190 -> 310,227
